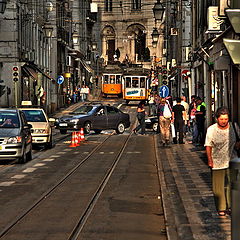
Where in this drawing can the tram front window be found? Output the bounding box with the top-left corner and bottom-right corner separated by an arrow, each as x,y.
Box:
116,75 -> 121,84
140,77 -> 145,88
104,75 -> 109,83
126,77 -> 131,88
132,77 -> 139,88
110,75 -> 115,84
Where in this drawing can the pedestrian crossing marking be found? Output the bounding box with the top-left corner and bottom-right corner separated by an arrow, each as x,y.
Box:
0,181 -> 15,186
11,175 -> 26,179
23,168 -> 37,173
49,155 -> 60,158
43,158 -> 55,162
33,163 -> 46,167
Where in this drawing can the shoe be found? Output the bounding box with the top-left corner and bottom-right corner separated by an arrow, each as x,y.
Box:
218,211 -> 227,217
133,130 -> 137,134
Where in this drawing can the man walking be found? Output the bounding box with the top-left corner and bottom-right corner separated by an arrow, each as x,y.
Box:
195,97 -> 206,145
172,97 -> 186,144
205,107 -> 240,216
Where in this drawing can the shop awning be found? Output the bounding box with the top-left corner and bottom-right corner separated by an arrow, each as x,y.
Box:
22,66 -> 38,80
79,59 -> 93,73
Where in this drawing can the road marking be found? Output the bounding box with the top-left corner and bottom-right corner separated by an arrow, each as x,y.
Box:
50,155 -> 60,158
58,152 -> 66,154
0,181 -> 15,186
23,168 -> 37,173
63,148 -> 72,151
109,152 -> 114,154
33,163 -> 46,167
126,151 -> 141,154
43,158 -> 55,162
83,152 -> 89,154
74,152 -> 80,154
99,152 -> 104,154
11,175 -> 26,179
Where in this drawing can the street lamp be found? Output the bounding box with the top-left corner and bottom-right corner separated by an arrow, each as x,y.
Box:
223,39 -> 240,65
43,21 -> 53,38
151,28 -> 160,43
225,9 -> 240,34
72,30 -> 80,44
92,42 -> 97,51
152,0 -> 165,21
0,0 -> 7,14
152,41 -> 157,48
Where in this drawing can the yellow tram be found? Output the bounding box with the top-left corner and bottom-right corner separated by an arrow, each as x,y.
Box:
122,67 -> 150,104
101,65 -> 123,98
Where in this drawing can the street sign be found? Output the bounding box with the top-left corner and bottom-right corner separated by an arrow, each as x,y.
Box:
159,85 -> 169,98
57,75 -> 64,85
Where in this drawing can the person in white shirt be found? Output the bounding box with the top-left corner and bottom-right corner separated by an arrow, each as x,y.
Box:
205,106 -> 240,217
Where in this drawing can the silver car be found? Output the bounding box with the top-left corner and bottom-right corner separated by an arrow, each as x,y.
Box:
0,109 -> 32,163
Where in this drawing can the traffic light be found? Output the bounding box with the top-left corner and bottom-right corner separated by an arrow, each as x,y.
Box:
162,68 -> 168,85
12,66 -> 19,82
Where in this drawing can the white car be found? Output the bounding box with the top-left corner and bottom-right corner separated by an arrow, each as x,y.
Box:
20,107 -> 55,148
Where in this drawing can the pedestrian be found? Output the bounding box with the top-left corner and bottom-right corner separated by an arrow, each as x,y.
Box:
188,95 -> 198,143
133,101 -> 146,135
172,97 -> 186,144
148,93 -> 156,116
157,98 -> 172,146
195,96 -> 206,146
205,106 -> 240,217
181,96 -> 189,135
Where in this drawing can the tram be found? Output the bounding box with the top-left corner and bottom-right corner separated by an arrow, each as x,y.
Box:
101,65 -> 123,98
122,67 -> 150,104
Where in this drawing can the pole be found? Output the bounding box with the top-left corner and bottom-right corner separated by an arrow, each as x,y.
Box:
14,81 -> 18,107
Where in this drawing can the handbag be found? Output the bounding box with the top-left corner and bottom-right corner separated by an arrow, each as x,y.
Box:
232,122 -> 240,157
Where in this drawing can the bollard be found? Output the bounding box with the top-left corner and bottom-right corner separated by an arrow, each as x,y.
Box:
230,157 -> 240,240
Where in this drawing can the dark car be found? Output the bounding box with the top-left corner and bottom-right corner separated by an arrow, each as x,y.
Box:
55,103 -> 130,134
145,115 -> 159,132
0,109 -> 32,163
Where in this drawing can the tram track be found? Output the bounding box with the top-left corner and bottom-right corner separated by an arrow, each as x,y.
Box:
0,131 -> 133,239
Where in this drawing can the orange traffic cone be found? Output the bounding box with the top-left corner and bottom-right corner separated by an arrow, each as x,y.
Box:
69,131 -> 78,147
77,131 -> 81,144
80,128 -> 85,141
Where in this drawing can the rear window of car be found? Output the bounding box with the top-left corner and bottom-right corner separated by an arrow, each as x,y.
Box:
22,110 -> 47,122
0,112 -> 20,128
73,106 -> 94,114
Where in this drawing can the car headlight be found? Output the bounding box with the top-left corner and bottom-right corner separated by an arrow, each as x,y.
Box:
70,119 -> 79,123
7,136 -> 22,143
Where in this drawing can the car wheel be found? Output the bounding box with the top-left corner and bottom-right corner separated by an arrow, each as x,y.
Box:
46,134 -> 53,149
18,149 -> 27,164
116,122 -> 125,134
84,122 -> 91,134
60,129 -> 67,134
152,122 -> 159,132
94,129 -> 102,134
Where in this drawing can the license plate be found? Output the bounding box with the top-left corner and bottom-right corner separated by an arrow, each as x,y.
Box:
59,123 -> 68,127
0,146 -> 2,150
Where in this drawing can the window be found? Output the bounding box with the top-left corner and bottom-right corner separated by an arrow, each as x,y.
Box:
116,75 -> 121,84
107,106 -> 117,115
126,77 -> 131,88
132,77 -> 139,88
110,75 -> 115,84
105,0 -> 113,12
140,77 -> 145,88
132,0 -> 141,10
104,75 -> 109,83
22,110 -> 46,122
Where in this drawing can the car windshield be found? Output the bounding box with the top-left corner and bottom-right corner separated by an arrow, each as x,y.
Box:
22,110 -> 47,122
0,112 -> 20,128
72,106 -> 94,115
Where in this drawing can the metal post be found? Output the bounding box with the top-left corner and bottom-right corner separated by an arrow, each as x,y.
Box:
14,81 -> 18,107
230,158 -> 240,240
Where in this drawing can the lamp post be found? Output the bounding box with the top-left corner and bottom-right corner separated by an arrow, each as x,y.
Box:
0,0 -> 7,14
152,0 -> 165,21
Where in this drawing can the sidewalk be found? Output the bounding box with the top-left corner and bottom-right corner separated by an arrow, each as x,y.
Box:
155,135 -> 231,240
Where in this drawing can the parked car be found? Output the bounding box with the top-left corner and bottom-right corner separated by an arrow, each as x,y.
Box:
0,109 -> 32,163
145,115 -> 159,132
55,103 -> 130,134
19,105 -> 55,148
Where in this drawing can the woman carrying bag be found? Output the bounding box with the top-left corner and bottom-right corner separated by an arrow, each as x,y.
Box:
133,101 -> 146,135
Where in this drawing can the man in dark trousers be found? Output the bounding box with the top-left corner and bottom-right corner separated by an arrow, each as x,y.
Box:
172,97 -> 186,144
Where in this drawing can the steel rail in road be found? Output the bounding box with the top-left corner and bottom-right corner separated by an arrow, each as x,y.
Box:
0,131 -> 133,239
